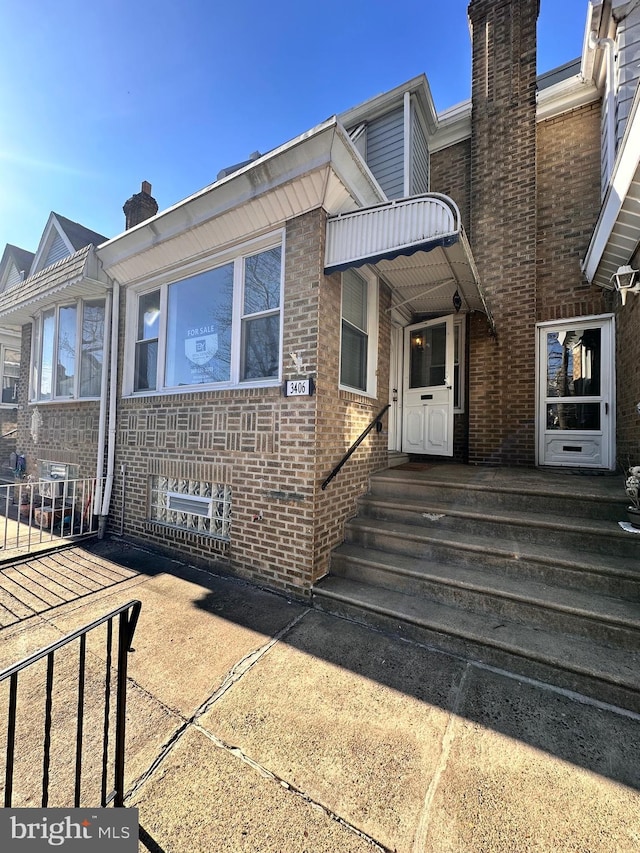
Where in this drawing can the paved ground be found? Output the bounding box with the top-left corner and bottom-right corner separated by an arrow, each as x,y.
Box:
1,538 -> 639,852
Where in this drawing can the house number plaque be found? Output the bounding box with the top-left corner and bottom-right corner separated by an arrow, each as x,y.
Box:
284,378 -> 315,397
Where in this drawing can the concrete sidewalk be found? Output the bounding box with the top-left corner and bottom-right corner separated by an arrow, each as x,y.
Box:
1,539 -> 639,852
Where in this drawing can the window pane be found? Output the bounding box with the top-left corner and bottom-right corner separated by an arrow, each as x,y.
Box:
409,324 -> 446,388
342,270 -> 367,331
341,322 -> 367,390
2,348 -> 20,403
40,309 -> 55,399
547,403 -> 600,430
135,340 -> 158,391
165,263 -> 233,386
243,247 -> 281,314
56,305 -> 77,396
546,329 -> 601,398
80,300 -> 105,397
138,290 -> 160,341
242,314 -> 280,380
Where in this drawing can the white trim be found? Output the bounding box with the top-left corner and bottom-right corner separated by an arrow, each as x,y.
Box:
123,233 -> 285,397
403,92 -> 411,198
338,266 -> 379,398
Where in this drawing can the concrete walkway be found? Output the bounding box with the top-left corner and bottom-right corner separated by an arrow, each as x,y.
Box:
1,538 -> 639,852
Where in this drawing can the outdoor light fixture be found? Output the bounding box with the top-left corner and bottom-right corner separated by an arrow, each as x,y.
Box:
452,289 -> 462,312
611,265 -> 640,306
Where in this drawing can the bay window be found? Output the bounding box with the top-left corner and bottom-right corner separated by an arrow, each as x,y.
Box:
32,299 -> 106,401
129,239 -> 282,394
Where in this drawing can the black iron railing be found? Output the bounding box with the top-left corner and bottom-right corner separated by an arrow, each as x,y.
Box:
1,599 -> 141,808
321,404 -> 391,490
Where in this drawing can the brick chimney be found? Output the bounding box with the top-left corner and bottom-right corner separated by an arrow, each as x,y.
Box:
466,0 -> 540,466
123,181 -> 159,230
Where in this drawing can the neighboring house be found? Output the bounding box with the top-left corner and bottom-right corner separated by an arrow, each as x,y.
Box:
0,0 -> 637,598
0,213 -> 108,486
0,244 -> 34,476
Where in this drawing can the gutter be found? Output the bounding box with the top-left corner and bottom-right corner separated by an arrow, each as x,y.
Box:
93,289 -> 111,516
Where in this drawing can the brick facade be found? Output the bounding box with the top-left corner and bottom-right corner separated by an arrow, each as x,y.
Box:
105,209 -> 389,597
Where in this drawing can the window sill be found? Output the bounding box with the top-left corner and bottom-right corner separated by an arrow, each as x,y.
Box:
145,518 -> 230,543
124,379 -> 282,399
28,397 -> 101,406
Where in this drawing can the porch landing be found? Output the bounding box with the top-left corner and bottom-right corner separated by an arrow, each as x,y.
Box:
314,462 -> 640,713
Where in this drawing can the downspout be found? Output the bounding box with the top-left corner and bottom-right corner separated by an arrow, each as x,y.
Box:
94,289 -> 112,517
590,33 -> 617,185
98,280 -> 120,537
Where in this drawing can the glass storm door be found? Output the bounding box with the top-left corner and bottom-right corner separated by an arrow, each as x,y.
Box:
402,316 -> 454,456
537,318 -> 614,469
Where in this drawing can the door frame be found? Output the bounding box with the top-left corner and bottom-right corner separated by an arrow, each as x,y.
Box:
535,314 -> 616,470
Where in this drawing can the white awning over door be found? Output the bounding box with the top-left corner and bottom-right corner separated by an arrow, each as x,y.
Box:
325,193 -> 494,327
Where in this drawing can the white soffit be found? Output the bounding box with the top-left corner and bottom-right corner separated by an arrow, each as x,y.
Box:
99,121 -> 385,286
583,83 -> 640,288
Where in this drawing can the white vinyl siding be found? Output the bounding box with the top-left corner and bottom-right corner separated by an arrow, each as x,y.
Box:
366,107 -> 405,199
5,263 -> 22,291
616,7 -> 640,146
43,232 -> 71,267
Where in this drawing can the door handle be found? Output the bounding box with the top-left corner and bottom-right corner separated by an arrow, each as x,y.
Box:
605,402 -> 609,415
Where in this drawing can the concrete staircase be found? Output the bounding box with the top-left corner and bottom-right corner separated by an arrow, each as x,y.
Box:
313,464 -> 640,713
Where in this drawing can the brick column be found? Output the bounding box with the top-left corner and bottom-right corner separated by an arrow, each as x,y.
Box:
467,0 -> 539,465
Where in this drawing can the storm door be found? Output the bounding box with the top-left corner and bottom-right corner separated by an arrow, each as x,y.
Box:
402,316 -> 454,455
537,317 -> 615,469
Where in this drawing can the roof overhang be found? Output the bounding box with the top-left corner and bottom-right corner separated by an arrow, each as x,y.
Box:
325,194 -> 494,328
98,120 -> 385,286
582,80 -> 640,289
0,245 -> 112,328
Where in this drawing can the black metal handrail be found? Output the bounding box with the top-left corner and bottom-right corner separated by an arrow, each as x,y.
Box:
1,599 -> 141,808
321,404 -> 391,490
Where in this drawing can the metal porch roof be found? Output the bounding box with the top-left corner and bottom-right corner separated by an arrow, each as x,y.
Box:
324,194 -> 494,326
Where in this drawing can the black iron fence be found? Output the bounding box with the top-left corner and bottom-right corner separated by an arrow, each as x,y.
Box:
1,599 -> 141,808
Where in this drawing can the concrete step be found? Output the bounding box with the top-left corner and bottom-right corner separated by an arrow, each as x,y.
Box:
370,468 -> 627,522
330,544 -> 640,648
313,576 -> 640,713
343,517 -> 640,599
356,497 -> 640,559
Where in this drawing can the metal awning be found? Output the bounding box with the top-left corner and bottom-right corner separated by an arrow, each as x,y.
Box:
0,245 -> 111,327
324,193 -> 494,328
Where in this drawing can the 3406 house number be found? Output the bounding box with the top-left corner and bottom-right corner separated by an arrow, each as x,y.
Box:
284,378 -> 315,397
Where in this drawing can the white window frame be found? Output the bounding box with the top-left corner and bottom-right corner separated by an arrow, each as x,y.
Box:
29,298 -> 107,403
0,340 -> 21,408
123,232 -> 284,397
339,266 -> 378,397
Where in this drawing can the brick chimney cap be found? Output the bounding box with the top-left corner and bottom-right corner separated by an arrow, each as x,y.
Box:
141,180 -> 152,195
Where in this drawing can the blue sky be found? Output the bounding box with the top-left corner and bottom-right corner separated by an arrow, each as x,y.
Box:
1,0 -> 591,255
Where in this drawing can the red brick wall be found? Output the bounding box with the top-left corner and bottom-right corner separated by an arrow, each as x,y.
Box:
536,102 -> 607,321
616,276 -> 640,466
430,139 -> 472,230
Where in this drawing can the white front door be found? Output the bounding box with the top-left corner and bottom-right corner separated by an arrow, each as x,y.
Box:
402,316 -> 454,456
537,316 -> 615,469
